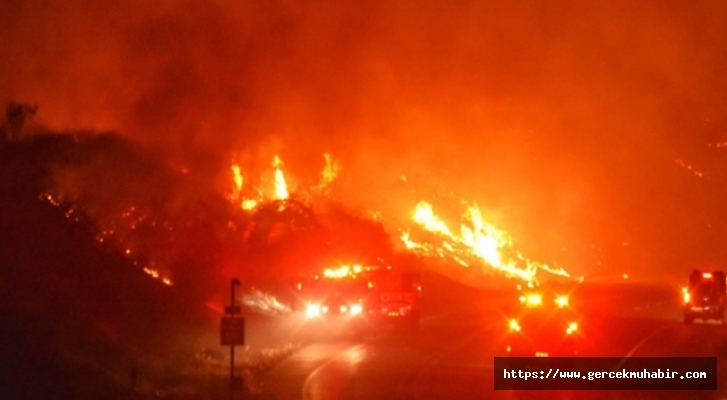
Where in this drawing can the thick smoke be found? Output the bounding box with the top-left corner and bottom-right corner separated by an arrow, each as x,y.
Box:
3,0 -> 727,279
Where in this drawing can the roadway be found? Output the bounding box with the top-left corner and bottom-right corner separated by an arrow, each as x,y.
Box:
252,282 -> 727,400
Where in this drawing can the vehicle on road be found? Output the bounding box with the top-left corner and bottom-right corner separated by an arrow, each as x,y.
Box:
296,264 -> 422,327
503,283 -> 587,357
362,267 -> 421,327
297,266 -> 366,321
683,269 -> 726,324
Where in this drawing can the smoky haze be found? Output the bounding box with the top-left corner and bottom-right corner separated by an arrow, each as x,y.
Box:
3,0 -> 727,280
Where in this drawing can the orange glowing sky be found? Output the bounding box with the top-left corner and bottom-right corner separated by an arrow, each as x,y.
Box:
3,0 -> 727,279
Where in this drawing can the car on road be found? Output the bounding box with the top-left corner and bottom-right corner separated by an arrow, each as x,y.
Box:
683,269 -> 726,324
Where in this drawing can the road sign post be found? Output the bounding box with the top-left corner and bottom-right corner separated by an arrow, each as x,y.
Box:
223,278 -> 243,400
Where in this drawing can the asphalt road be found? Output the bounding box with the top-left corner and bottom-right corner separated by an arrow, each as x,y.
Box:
253,283 -> 727,400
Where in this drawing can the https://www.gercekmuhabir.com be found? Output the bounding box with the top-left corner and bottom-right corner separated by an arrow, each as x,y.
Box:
503,367 -> 706,381
494,357 -> 717,390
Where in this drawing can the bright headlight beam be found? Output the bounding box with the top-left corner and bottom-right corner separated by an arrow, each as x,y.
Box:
524,293 -> 543,307
305,304 -> 321,319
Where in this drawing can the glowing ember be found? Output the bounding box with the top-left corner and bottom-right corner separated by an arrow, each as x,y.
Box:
402,201 -> 569,282
675,159 -> 704,178
40,191 -> 176,286
39,192 -> 61,207
143,267 -> 173,286
143,267 -> 158,278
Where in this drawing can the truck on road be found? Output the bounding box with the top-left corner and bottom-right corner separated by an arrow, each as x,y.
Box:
296,264 -> 422,327
683,269 -> 726,324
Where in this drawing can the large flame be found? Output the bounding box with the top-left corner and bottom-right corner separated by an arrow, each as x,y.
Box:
226,164 -> 244,204
226,153 -> 340,211
231,165 -> 243,196
225,155 -> 288,211
272,155 -> 289,200
412,201 -> 454,237
402,201 -> 569,282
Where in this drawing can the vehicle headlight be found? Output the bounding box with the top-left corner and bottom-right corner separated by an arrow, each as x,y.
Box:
523,293 -> 543,307
566,321 -> 578,335
350,303 -> 363,315
509,318 -> 521,332
305,304 -> 321,319
555,295 -> 569,308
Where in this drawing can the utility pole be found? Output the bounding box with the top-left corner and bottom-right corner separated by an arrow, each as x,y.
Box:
222,278 -> 244,400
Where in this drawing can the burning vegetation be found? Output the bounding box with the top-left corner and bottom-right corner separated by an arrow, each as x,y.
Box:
218,149 -> 567,283
3,99 -> 573,300
401,201 -> 570,282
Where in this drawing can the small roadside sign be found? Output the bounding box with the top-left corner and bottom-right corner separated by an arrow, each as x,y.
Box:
232,376 -> 244,392
220,317 -> 245,346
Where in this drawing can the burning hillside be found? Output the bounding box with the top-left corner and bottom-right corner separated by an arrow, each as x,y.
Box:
216,146 -> 569,283
1,99 -> 575,296
0,111 -> 403,298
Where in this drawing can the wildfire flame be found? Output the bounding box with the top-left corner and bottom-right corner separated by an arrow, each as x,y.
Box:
241,199 -> 258,211
226,153 -> 340,211
316,153 -> 340,194
272,155 -> 289,200
231,165 -> 243,197
322,264 -> 368,279
226,163 -> 248,207
402,201 -> 569,282
412,201 -> 454,237
225,155 -> 289,211
321,153 -> 338,184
